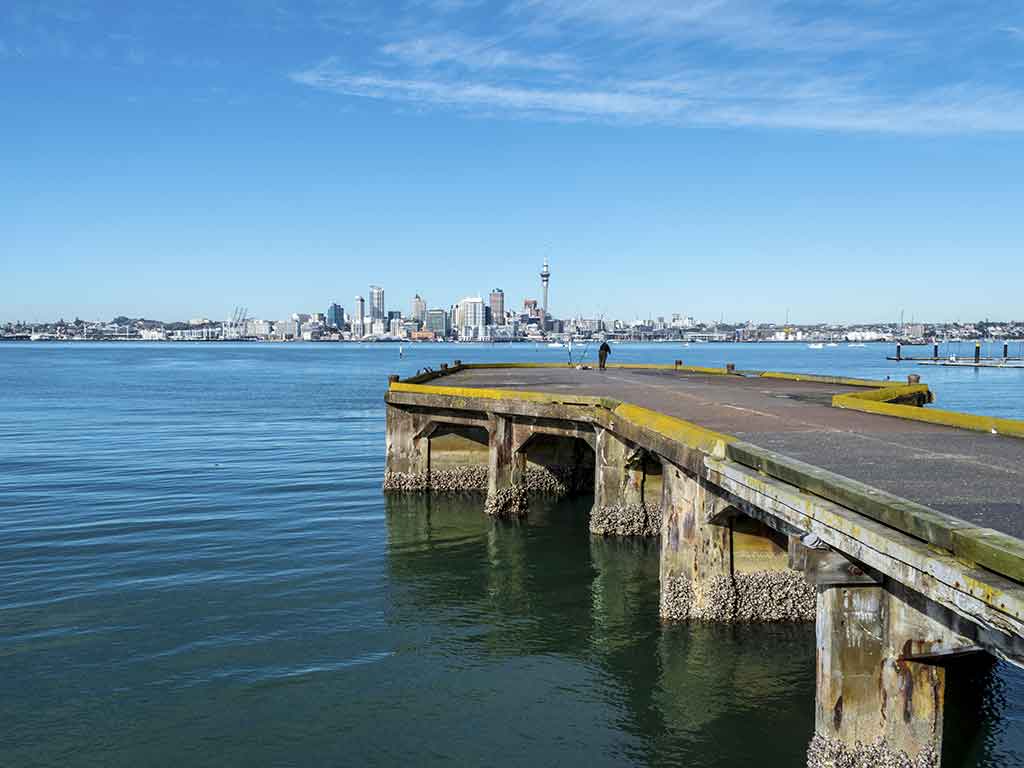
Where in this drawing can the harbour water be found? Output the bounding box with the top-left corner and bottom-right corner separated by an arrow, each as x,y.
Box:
2,342 -> 1023,766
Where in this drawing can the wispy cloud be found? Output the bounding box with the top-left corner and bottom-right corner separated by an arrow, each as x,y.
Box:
382,34 -> 576,71
291,57 -> 1024,134
508,0 -> 897,53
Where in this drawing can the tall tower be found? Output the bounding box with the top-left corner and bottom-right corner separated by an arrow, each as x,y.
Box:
540,257 -> 550,333
369,286 -> 384,321
489,288 -> 505,326
354,295 -> 366,336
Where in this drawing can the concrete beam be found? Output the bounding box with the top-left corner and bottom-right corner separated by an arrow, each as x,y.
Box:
707,456 -> 1024,662
660,461 -> 816,622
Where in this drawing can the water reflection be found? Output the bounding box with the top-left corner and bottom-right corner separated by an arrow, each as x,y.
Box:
385,493 -> 818,766
385,493 -> 1024,767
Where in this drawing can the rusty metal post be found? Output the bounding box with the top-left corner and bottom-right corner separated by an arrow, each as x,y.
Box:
975,343 -> 981,364
933,343 -> 939,360
1005,342 -> 1010,360
896,342 -> 902,361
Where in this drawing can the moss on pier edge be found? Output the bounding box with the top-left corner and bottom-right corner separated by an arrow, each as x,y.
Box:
806,735 -> 937,768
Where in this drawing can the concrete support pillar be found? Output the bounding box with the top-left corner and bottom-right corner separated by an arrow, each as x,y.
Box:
590,429 -> 660,536
659,461 -> 815,622
383,404 -> 431,490
808,582 -> 967,767
484,415 -> 527,518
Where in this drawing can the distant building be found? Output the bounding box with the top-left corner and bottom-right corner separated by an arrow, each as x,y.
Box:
273,320 -> 299,339
425,308 -> 450,338
389,318 -> 402,336
371,319 -> 386,336
489,289 -> 505,325
327,303 -> 344,328
411,294 -> 427,324
369,285 -> 385,322
352,296 -> 366,337
457,297 -> 485,341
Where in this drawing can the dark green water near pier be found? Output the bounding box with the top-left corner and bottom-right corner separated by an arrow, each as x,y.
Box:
1,342 -> 1022,766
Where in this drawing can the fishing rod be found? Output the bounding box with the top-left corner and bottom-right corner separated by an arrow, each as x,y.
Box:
569,311 -> 606,367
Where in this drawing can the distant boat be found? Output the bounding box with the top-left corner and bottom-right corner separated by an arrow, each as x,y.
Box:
547,342 -> 565,349
826,343 -> 839,348
808,343 -> 824,349
848,343 -> 866,348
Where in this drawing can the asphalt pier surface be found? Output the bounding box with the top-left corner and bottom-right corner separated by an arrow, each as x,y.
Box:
438,367 -> 1024,538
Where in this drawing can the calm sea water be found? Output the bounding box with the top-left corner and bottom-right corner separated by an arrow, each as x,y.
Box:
2,341 -> 1023,767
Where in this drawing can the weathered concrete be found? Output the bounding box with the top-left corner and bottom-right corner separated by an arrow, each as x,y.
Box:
591,428 -> 661,536
809,580 -> 974,767
659,461 -> 815,622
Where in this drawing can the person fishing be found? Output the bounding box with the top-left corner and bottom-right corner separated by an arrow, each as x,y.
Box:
598,340 -> 611,370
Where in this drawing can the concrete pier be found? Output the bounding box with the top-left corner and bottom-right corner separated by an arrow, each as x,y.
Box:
383,362 -> 1024,765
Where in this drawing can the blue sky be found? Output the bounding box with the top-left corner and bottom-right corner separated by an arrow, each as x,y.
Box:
2,0 -> 1023,324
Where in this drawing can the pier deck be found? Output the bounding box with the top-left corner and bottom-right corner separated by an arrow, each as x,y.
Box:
435,366 -> 1024,537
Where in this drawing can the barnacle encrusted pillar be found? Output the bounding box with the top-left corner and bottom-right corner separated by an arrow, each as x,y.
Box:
808,581 -> 971,768
485,414 -> 527,518
659,461 -> 815,622
590,428 -> 660,536
383,404 -> 431,490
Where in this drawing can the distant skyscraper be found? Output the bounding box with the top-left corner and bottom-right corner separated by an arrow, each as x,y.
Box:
540,258 -> 550,333
353,295 -> 366,336
425,308 -> 449,338
369,285 -> 384,322
489,289 -> 505,325
457,297 -> 485,340
326,303 -> 344,328
411,294 -> 427,324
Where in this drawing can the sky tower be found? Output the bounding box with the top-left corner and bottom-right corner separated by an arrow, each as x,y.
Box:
540,256 -> 550,333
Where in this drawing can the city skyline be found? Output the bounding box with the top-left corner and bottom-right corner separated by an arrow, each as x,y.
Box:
4,1 -> 1024,324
